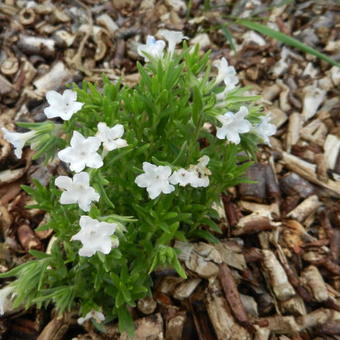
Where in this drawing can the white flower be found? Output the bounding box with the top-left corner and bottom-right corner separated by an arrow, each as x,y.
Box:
0,286 -> 15,316
1,128 -> 36,159
169,168 -> 197,187
135,162 -> 175,199
78,310 -> 105,325
170,156 -> 211,188
137,35 -> 166,62
188,155 -> 211,188
216,106 -> 252,144
58,131 -> 103,173
71,216 -> 117,257
254,115 -> 277,145
96,122 -> 127,151
44,90 -> 83,120
213,57 -> 239,91
55,172 -> 100,211
159,29 -> 188,54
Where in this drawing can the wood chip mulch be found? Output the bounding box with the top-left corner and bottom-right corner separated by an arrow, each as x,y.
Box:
0,0 -> 339,339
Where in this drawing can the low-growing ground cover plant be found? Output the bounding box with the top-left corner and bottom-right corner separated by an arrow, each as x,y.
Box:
0,31 -> 276,335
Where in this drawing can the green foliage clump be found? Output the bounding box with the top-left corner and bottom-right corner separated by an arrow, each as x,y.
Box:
0,41 -> 267,335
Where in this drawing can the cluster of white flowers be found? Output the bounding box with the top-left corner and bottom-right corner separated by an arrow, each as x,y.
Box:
135,156 -> 211,199
137,30 -> 187,61
136,34 -> 276,146
53,115 -> 127,258
55,125 -> 127,211
0,33 -> 278,264
215,105 -> 276,145
211,56 -> 276,144
1,89 -> 84,159
170,156 -> 211,188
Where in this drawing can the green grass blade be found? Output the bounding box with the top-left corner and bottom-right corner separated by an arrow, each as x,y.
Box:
236,19 -> 340,67
220,24 -> 237,53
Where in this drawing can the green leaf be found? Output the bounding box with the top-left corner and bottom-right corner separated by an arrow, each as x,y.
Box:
200,217 -> 223,234
191,229 -> 220,243
172,254 -> 187,279
192,86 -> 203,125
237,19 -> 340,67
29,250 -> 50,259
117,306 -> 135,337
0,264 -> 26,278
92,319 -> 106,333
220,24 -> 237,53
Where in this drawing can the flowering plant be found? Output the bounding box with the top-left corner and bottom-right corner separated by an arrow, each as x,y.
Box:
0,32 -> 275,335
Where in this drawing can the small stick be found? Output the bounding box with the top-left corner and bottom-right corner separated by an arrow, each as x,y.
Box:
218,263 -> 255,333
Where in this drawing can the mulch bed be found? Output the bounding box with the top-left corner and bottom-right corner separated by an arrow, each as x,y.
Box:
0,0 -> 339,339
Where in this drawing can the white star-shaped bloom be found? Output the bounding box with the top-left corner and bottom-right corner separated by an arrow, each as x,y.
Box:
55,172 -> 100,211
1,128 -> 36,159
71,216 -> 118,257
213,57 -> 239,92
96,122 -> 128,151
137,35 -> 166,62
188,155 -> 211,188
169,168 -> 197,187
254,115 -> 277,145
58,131 -> 103,173
216,106 -> 252,144
78,310 -> 105,325
159,30 -> 188,54
44,90 -> 84,120
135,162 -> 175,199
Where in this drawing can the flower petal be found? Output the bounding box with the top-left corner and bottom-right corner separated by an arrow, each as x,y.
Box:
70,159 -> 86,173
60,191 -> 77,205
57,147 -> 74,163
46,91 -> 63,106
110,124 -> 124,139
68,102 -> 83,115
99,239 -> 113,254
70,131 -> 85,148
79,247 -> 95,257
216,126 -> 228,139
135,174 -> 149,188
85,136 -> 101,152
99,222 -> 116,236
147,185 -> 162,199
63,89 -> 77,103
142,162 -> 156,173
162,183 -> 175,194
55,176 -> 73,190
85,153 -> 103,169
44,106 -> 60,119
226,130 -> 241,144
73,172 -> 90,185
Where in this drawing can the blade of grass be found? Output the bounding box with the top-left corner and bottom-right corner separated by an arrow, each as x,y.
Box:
220,24 -> 237,53
236,19 -> 340,68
